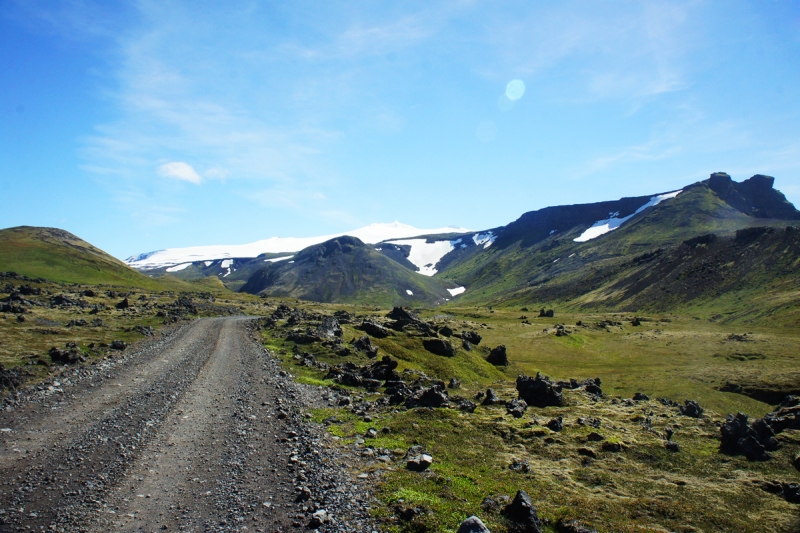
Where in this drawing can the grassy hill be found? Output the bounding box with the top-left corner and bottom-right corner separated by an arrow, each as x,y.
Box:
0,226 -> 225,291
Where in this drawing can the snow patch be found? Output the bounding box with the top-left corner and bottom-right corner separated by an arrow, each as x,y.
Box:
549,230 -> 555,235
447,286 -> 466,296
126,221 -> 472,270
406,290 -> 414,296
165,263 -> 192,272
573,190 -> 682,243
385,238 -> 461,276
264,255 -> 294,263
472,232 -> 496,249
204,261 -> 213,267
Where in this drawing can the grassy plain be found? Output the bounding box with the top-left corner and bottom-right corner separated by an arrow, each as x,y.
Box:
261,301 -> 800,533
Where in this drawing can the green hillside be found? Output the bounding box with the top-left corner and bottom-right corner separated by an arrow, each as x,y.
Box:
0,226 -> 225,291
437,179 -> 800,323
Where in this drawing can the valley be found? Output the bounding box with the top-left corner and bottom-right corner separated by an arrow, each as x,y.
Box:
0,172 -> 799,532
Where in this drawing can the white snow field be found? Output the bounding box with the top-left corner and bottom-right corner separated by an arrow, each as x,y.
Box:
385,238 -> 463,276
126,222 -> 471,270
447,286 -> 466,296
573,191 -> 682,243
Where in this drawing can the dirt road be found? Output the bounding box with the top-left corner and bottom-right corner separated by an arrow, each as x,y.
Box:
0,317 -> 376,532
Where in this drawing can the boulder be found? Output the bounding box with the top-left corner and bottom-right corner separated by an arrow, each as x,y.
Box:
507,398 -> 527,418
386,306 -> 421,322
448,377 -> 461,389
719,412 -> 775,461
439,325 -> 454,337
665,441 -> 680,452
406,453 -> 433,472
487,345 -> 509,366
352,335 -> 379,358
546,417 -> 563,432
516,373 -> 563,407
633,392 -> 649,401
316,316 -> 342,338
680,400 -> 704,418
358,320 -> 390,338
116,298 -> 130,310
794,453 -> 800,471
454,398 -> 477,413
405,386 -> 449,409
557,520 -> 598,533
423,338 -> 456,357
503,490 -> 542,533
462,339 -> 473,351
49,345 -> 81,365
457,516 -> 491,533
538,308 -> 554,318
362,356 -> 400,381
461,331 -> 482,345
482,388 -> 504,406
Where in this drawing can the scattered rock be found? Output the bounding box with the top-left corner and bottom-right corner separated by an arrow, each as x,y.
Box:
448,377 -> 461,389
794,453 -> 800,471
115,298 -> 130,310
633,392 -> 649,401
586,432 -> 605,442
457,515 -> 491,533
487,345 -> 509,366
665,441 -> 680,452
538,308 -> 554,318
439,326 -> 453,337
462,339 -> 473,351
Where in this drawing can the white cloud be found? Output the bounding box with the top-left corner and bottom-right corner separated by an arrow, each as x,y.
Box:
157,162 -> 202,184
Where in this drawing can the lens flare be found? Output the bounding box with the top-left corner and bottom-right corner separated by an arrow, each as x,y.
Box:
505,79 -> 526,101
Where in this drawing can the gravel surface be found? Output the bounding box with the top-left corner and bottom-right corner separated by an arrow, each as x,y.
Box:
0,317 -> 378,532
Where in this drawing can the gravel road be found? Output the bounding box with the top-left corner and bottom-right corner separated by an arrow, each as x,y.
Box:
0,317 -> 377,532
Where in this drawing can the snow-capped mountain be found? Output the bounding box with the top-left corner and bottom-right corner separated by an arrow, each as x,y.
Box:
125,222 -> 472,271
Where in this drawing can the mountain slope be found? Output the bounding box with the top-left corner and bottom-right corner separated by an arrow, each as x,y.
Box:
0,226 -> 223,290
239,236 -> 455,305
436,174 -> 800,318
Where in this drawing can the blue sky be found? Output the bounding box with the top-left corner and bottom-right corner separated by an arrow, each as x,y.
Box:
2,1 -> 800,258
